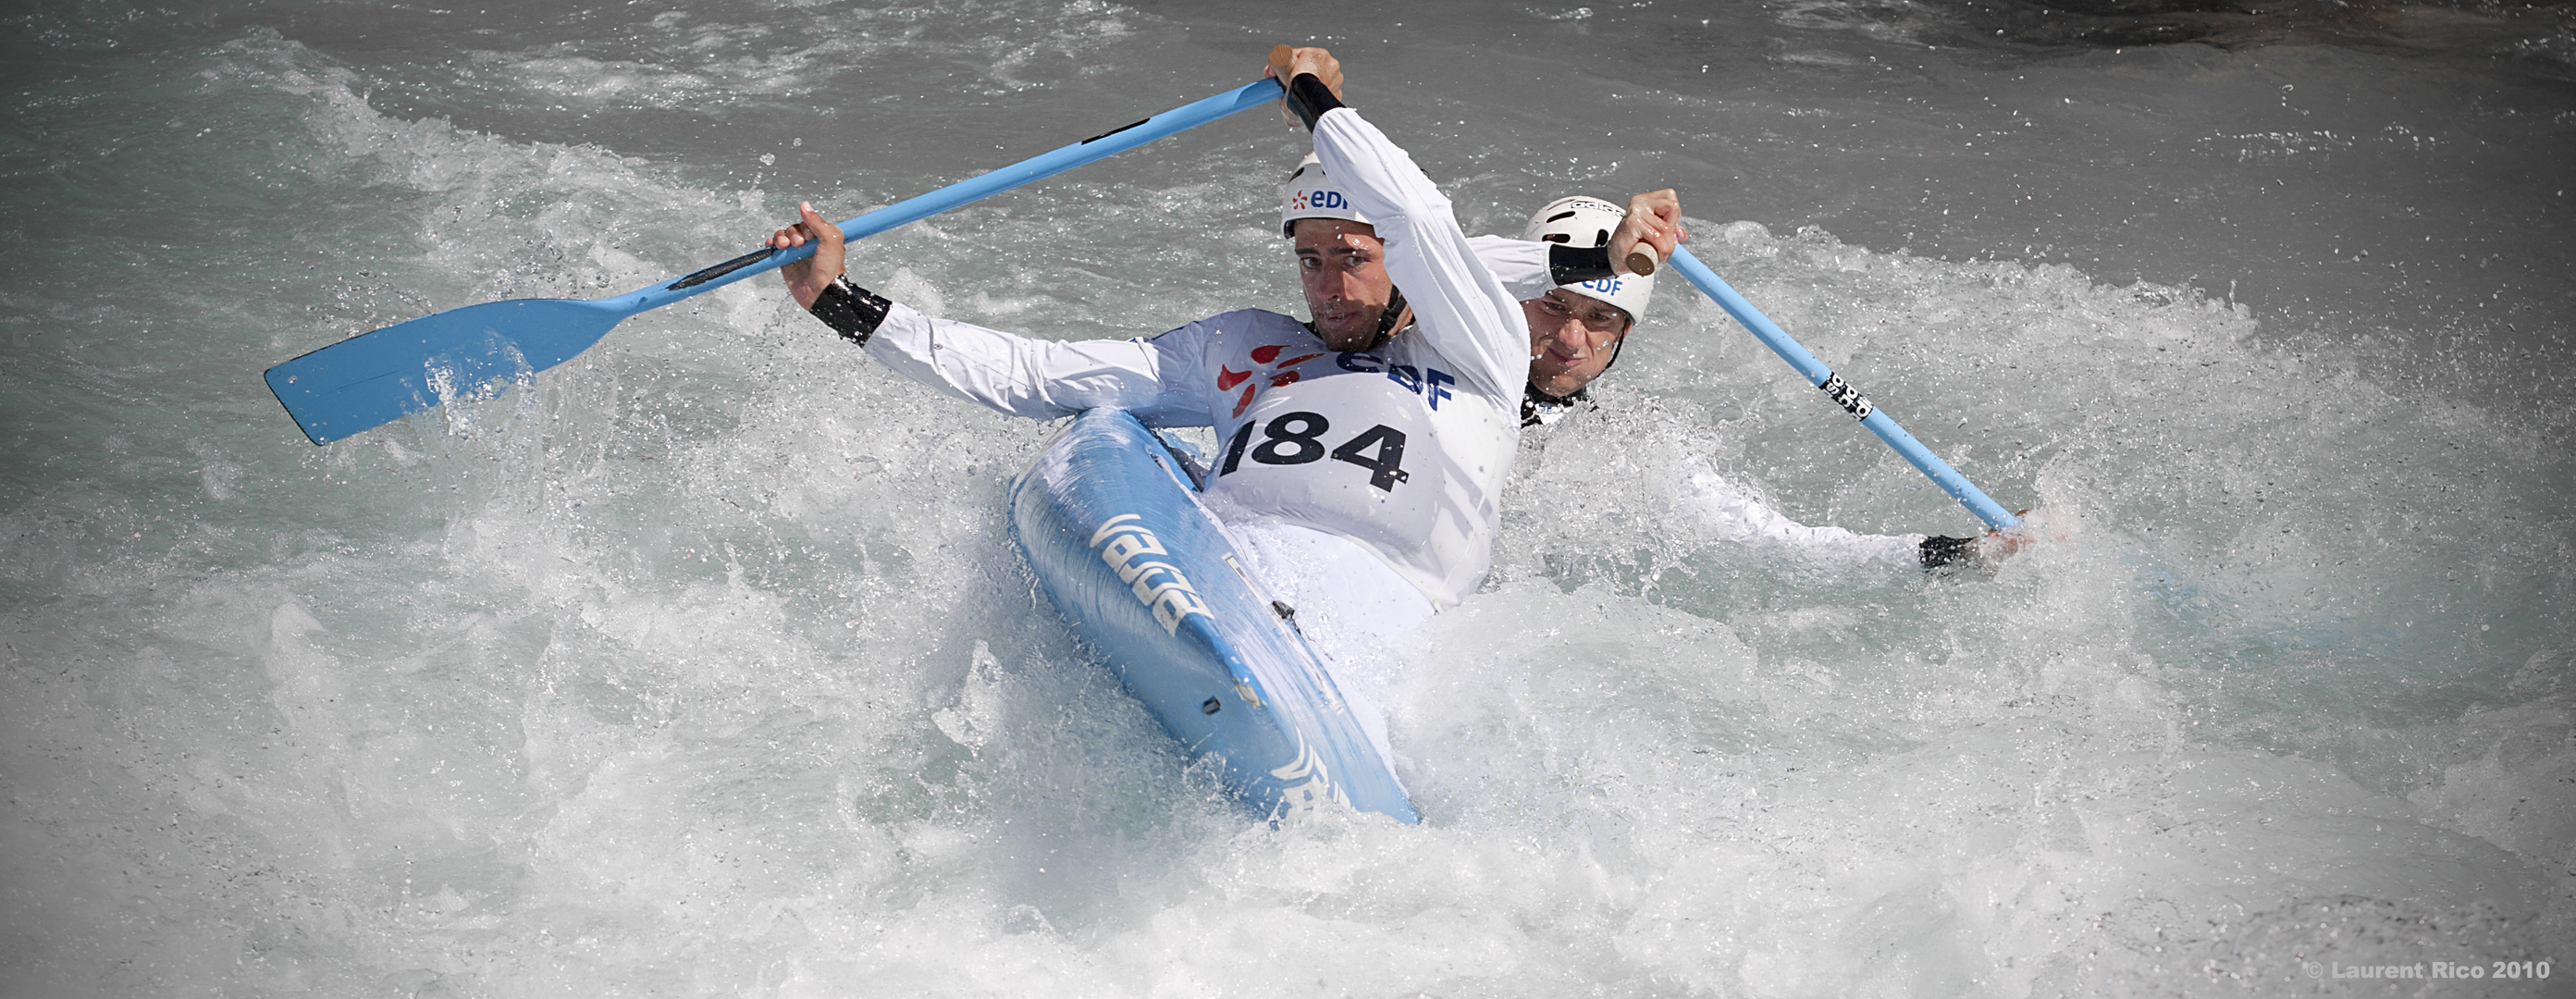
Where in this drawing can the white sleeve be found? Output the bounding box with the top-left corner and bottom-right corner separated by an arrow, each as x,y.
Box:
1468,235 -> 1554,302
861,302 -> 1211,426
1676,469 -> 1924,570
1312,108 -> 1531,401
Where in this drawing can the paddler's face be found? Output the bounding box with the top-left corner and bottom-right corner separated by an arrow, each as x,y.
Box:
1522,289 -> 1632,398
1291,218 -> 1396,351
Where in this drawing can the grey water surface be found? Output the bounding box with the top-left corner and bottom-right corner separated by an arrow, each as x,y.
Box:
3,1 -> 2572,995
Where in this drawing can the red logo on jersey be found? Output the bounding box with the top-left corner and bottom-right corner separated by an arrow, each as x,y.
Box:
1227,344 -> 1314,417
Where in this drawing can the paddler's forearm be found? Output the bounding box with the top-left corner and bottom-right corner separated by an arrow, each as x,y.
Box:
1682,471 -> 1923,569
791,267 -> 1177,419
855,302 -> 1199,423
1468,236 -> 1549,302
1465,236 -> 1621,302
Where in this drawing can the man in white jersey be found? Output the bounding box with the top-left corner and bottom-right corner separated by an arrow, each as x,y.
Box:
761,49 -> 1683,742
1474,193 -> 2038,569
766,46 -> 1582,602
1457,192 -> 1680,428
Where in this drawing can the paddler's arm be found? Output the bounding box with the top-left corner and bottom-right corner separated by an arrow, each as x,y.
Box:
1677,463 -> 2051,570
1271,47 -> 1530,402
766,203 -> 1211,425
1465,236 -> 1552,302
1676,467 -> 1925,569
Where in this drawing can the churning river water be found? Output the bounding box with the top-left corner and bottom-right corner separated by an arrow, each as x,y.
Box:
4,1 -> 2572,995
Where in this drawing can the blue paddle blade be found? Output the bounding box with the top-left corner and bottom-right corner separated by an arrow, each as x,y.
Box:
263,79 -> 1286,447
264,297 -> 630,445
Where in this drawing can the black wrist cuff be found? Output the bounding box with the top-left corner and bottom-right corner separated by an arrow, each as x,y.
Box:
808,275 -> 892,345
1919,535 -> 1977,569
1547,243 -> 1617,285
1285,73 -> 1345,130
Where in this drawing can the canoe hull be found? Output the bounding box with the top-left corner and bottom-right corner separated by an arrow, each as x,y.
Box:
1006,409 -> 1417,822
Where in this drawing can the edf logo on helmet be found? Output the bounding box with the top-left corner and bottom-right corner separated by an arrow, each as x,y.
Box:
1288,189 -> 1350,212
1574,277 -> 1624,296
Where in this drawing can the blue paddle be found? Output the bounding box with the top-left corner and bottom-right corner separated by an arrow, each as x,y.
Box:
265,78 -> 1287,446
1665,246 -> 2022,531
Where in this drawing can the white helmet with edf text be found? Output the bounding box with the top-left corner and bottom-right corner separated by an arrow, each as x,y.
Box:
1279,154 -> 1373,237
1524,194 -> 1652,322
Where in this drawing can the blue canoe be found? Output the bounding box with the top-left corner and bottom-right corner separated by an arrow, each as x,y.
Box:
1006,409 -> 1419,823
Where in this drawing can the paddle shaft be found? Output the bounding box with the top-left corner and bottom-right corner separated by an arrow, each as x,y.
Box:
598,78 -> 1287,315
1667,246 -> 2022,531
264,79 -> 1287,445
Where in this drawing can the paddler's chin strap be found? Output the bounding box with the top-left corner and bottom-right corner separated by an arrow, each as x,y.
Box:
1592,330 -> 1627,380
1368,286 -> 1411,352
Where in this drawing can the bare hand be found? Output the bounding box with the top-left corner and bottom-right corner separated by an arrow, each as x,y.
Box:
1978,507 -> 2071,563
1263,45 -> 1346,128
768,202 -> 844,310
1610,189 -> 1687,276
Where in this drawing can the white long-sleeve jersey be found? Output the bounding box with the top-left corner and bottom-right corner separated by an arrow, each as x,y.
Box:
1473,236 -> 1934,569
1463,235 -> 1551,302
860,107 -> 1531,607
1670,464 -> 1924,569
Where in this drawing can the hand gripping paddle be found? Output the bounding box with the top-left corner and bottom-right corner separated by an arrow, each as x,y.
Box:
265,78 -> 1286,445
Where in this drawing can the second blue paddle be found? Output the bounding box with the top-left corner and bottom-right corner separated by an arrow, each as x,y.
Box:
1666,246 -> 2021,531
265,78 -> 1286,446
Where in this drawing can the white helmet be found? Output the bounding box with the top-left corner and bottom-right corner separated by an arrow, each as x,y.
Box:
1279,154 -> 1372,237
1523,195 -> 1651,322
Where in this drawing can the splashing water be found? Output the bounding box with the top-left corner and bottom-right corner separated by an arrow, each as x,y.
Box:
2,1 -> 2570,995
